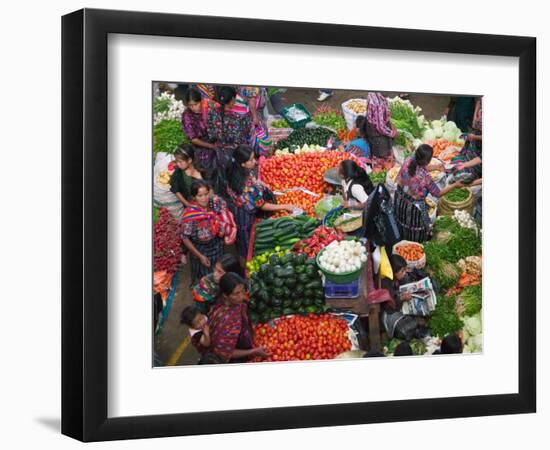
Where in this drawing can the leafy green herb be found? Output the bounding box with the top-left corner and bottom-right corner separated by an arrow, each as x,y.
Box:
153,119 -> 189,154
445,188 -> 470,202
368,170 -> 387,185
153,97 -> 171,114
429,295 -> 463,338
313,111 -> 346,131
459,284 -> 482,317
390,102 -> 423,147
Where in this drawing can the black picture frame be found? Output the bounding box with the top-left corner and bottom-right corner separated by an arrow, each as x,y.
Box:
62,8 -> 536,442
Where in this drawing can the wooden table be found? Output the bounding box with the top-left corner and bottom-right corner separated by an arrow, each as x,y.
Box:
325,270 -> 382,352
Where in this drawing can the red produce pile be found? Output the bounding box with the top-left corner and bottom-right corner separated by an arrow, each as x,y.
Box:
154,208 -> 182,273
291,226 -> 344,258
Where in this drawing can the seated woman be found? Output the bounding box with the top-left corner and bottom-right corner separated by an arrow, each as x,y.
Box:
170,144 -> 204,208
395,144 -> 462,242
180,180 -> 236,284
344,115 -> 370,159
191,254 -> 243,314
339,159 -> 374,210
181,88 -> 218,171
208,273 -> 269,363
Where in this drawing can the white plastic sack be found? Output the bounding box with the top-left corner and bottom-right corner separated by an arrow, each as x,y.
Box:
153,152 -> 183,221
341,98 -> 367,131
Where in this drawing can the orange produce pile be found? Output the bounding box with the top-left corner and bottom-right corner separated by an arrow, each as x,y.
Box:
260,150 -> 360,196
153,270 -> 174,301
395,243 -> 425,261
252,314 -> 352,362
272,190 -> 319,217
425,139 -> 463,158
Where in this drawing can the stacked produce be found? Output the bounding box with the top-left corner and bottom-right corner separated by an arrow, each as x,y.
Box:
274,128 -> 336,151
246,248 -> 289,275
368,170 -> 387,185
153,92 -> 190,155
248,253 -> 326,324
153,208 -> 182,273
423,139 -> 463,158
345,99 -> 367,115
253,215 -> 319,255
252,314 -> 352,362
318,240 -> 367,275
444,188 -> 470,203
270,118 -> 290,128
274,143 -> 325,157
273,190 -> 320,217
292,226 -> 344,258
424,215 -> 481,290
314,195 -> 343,220
312,105 -> 347,131
388,96 -> 425,148
153,91 -> 185,125
428,294 -> 464,338
260,150 -> 360,193
384,337 -> 427,356
421,119 -> 463,144
462,311 -> 483,353
394,242 -> 425,265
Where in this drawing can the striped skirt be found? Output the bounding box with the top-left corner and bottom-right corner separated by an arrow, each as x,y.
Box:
230,205 -> 256,258
189,238 -> 224,285
393,187 -> 432,243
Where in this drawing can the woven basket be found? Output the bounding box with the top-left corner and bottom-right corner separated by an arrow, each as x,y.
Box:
392,240 -> 426,270
438,188 -> 474,216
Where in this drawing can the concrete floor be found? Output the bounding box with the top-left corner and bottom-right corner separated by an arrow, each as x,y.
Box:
153,87 -> 451,367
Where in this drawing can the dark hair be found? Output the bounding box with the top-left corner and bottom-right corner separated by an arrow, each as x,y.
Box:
215,86 -> 236,107
393,342 -> 413,356
363,350 -> 385,357
355,115 -> 367,137
227,145 -> 254,195
408,144 -> 433,177
440,334 -> 463,354
219,272 -> 246,297
180,305 -> 201,327
390,254 -> 408,274
174,143 -> 195,162
340,159 -> 374,195
184,87 -> 202,105
216,254 -> 244,278
190,179 -> 211,198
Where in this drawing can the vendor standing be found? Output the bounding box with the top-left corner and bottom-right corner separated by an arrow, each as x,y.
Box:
208,272 -> 269,363
226,145 -> 297,261
395,144 -> 462,242
181,88 -> 217,171
180,180 -> 236,284
365,92 -> 397,170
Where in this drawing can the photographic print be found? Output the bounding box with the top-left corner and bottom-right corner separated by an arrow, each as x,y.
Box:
152,82 -> 483,366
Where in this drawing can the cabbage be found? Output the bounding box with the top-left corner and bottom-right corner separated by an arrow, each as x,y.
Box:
431,120 -> 442,129
464,314 -> 482,336
412,138 -> 423,148
422,129 -> 436,141
433,126 -> 444,139
443,129 -> 460,142
444,120 -> 457,131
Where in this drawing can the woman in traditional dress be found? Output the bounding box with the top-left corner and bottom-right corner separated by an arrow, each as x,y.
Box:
225,145 -> 297,261
365,92 -> 397,170
395,144 -> 462,242
181,88 -> 217,171
180,180 -> 236,284
169,144 -> 204,208
208,272 -> 269,363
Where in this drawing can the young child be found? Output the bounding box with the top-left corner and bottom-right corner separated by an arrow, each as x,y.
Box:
191,254 -> 243,313
180,305 -> 211,354
436,333 -> 463,354
393,341 -> 413,356
344,115 -> 370,159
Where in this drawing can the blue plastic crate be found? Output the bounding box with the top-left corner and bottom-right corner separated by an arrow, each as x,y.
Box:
324,278 -> 360,299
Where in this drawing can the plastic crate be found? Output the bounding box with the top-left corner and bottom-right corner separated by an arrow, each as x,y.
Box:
324,278 -> 360,299
281,103 -> 312,129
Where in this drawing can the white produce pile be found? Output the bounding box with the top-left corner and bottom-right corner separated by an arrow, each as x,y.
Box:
319,240 -> 367,274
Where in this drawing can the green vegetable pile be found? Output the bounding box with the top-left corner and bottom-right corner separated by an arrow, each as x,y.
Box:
248,253 -> 327,324
246,248 -> 289,275
274,128 -> 336,151
424,216 -> 482,290
270,119 -> 290,128
153,96 -> 171,115
428,294 -> 463,338
390,102 -> 424,147
444,188 -> 470,203
459,284 -> 482,317
254,215 -> 320,255
314,196 -> 343,220
312,111 -> 346,131
368,170 -> 387,185
153,119 -> 190,154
